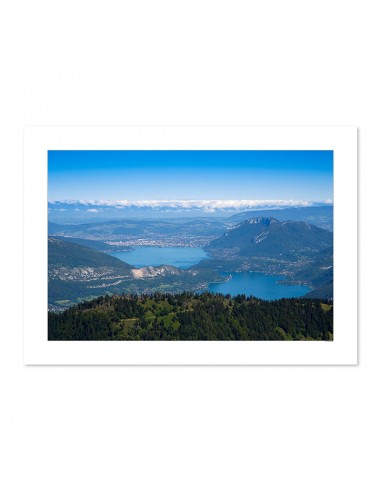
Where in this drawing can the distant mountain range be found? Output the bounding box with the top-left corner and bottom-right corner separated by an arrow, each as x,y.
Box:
48,200 -> 332,222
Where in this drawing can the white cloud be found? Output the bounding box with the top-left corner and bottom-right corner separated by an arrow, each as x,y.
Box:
50,198 -> 319,212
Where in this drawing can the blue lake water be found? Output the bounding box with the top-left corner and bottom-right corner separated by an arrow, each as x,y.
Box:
111,246 -> 310,299
207,271 -> 310,300
110,246 -> 209,269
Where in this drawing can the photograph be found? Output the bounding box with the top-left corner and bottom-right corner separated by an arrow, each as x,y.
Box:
47,149 -> 334,341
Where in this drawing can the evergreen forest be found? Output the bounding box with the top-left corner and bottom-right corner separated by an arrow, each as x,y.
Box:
48,292 -> 333,341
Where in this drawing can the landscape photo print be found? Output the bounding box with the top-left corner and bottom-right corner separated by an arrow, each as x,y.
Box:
48,149 -> 334,342
24,127 -> 357,364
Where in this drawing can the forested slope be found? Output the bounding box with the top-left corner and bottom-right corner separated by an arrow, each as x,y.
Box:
48,292 -> 333,341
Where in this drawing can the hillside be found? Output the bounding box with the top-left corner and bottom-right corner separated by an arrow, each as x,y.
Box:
49,235 -> 133,252
48,292 -> 333,341
48,237 -> 134,270
48,237 -> 133,308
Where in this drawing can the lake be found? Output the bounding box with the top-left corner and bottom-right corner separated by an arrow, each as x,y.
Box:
110,246 -> 209,269
111,246 -> 310,300
206,271 -> 310,300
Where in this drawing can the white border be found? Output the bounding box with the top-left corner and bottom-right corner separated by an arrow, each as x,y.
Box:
23,127 -> 357,365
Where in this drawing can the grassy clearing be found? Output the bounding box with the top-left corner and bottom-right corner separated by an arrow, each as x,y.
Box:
320,303 -> 332,312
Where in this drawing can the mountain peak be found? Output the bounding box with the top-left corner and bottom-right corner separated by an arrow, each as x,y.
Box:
207,218 -> 333,259
245,217 -> 279,226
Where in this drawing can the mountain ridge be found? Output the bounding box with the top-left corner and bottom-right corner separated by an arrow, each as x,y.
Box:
207,217 -> 333,258
229,205 -> 333,231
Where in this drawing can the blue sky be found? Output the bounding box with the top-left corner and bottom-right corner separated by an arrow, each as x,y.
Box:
48,150 -> 333,204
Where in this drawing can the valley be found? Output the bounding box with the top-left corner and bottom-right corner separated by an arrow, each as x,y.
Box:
48,205 -> 333,310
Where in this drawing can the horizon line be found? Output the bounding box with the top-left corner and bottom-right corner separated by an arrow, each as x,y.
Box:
48,199 -> 333,207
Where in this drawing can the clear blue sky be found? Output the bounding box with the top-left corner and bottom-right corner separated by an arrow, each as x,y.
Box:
48,150 -> 333,201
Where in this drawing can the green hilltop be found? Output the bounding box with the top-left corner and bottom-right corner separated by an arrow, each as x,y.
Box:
48,292 -> 333,341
